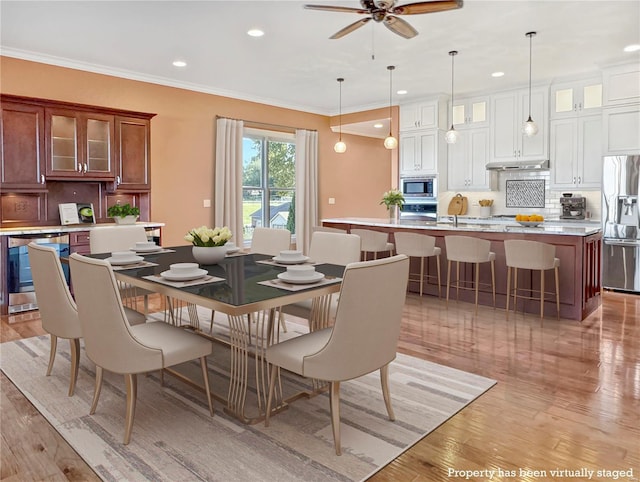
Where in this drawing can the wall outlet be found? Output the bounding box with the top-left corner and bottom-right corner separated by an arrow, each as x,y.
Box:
328,197 -> 336,205
203,199 -> 211,208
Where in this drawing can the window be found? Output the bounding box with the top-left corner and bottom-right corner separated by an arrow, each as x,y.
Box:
242,129 -> 296,241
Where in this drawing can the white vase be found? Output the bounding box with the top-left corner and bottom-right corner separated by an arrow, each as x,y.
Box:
113,215 -> 138,225
389,205 -> 399,223
479,206 -> 491,218
192,246 -> 226,265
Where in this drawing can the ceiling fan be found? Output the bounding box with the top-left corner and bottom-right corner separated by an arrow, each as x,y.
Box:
305,0 -> 463,39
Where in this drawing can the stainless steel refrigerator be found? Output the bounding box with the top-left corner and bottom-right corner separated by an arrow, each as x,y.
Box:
602,155 -> 640,292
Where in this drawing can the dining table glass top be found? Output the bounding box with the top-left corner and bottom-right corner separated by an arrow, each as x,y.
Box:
90,245 -> 345,308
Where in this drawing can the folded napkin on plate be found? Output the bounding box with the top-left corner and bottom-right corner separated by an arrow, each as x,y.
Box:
258,276 -> 342,292
256,259 -> 318,267
142,274 -> 225,288
111,261 -> 158,271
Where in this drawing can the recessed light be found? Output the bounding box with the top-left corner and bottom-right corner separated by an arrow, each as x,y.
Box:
172,60 -> 187,67
623,44 -> 640,52
396,90 -> 408,95
373,123 -> 384,128
491,71 -> 505,78
247,29 -> 265,37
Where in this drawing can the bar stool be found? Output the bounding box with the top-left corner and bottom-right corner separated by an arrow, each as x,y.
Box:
444,235 -> 496,311
351,228 -> 395,261
394,232 -> 441,297
504,240 -> 560,319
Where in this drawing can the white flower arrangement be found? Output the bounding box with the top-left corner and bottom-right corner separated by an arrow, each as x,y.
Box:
184,226 -> 232,247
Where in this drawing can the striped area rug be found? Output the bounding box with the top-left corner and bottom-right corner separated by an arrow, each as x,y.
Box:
1,318 -> 495,481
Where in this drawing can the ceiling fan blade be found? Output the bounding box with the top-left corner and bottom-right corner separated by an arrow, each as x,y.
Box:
391,0 -> 463,15
330,17 -> 372,39
383,15 -> 418,39
304,4 -> 368,14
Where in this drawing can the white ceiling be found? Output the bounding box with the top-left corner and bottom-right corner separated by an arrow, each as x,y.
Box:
1,0 -> 639,118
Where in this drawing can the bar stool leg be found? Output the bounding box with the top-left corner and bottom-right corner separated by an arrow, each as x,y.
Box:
419,257 -> 425,296
506,266 -> 512,318
456,261 -> 460,301
555,266 -> 560,320
540,269 -> 545,318
491,260 -> 496,308
436,255 -> 442,299
474,262 -> 480,313
513,268 -> 519,313
446,260 -> 452,307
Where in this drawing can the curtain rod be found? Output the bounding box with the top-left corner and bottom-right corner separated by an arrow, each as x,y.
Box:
215,115 -> 317,133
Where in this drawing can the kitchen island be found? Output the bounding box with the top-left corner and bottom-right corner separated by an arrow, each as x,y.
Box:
322,217 -> 601,321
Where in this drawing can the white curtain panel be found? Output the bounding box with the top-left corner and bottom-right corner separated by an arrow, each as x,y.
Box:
295,129 -> 319,254
215,118 -> 244,245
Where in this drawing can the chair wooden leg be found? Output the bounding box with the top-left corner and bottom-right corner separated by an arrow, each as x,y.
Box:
209,310 -> 216,334
278,308 -> 288,333
124,373 -> 138,445
506,266 -> 512,318
68,338 -> 80,396
264,364 -> 278,427
200,357 -> 214,417
491,260 -> 496,308
555,266 -> 560,320
419,257 -> 424,296
456,261 -> 461,301
540,269 -> 545,318
514,268 -> 519,313
90,366 -> 103,415
436,255 -> 442,299
46,335 -> 57,377
329,381 -> 342,456
474,262 -> 480,313
380,364 -> 395,421
446,260 -> 452,307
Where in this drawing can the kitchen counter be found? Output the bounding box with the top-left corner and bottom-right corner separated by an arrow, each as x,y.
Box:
0,221 -> 164,237
322,217 -> 602,320
322,217 -> 601,236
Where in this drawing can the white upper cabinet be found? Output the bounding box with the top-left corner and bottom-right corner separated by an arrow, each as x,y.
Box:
551,78 -> 602,119
602,63 -> 640,155
400,99 -> 447,131
399,129 -> 445,176
489,86 -> 549,163
603,63 -> 640,106
550,114 -> 603,189
451,96 -> 489,128
447,127 -> 496,191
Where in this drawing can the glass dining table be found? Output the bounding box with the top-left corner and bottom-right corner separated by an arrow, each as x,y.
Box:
90,245 -> 345,424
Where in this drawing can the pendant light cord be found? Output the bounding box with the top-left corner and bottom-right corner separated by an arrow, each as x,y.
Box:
337,78 -> 343,141
449,51 -> 457,125
387,65 -> 395,137
526,32 -> 536,119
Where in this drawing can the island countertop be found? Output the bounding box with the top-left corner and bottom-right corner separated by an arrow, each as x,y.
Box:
0,221 -> 165,237
321,217 -> 601,237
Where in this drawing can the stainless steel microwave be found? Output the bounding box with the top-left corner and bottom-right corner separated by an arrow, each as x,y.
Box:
400,176 -> 437,199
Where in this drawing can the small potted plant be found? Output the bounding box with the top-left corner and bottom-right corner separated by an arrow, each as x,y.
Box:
380,189 -> 405,222
107,203 -> 140,225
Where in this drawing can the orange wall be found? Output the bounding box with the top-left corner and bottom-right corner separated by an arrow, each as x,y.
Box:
1,57 -> 395,245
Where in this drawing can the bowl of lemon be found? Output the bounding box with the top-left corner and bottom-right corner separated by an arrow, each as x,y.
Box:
515,214 -> 544,227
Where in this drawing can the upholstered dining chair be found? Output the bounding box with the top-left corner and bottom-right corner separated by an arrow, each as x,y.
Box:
312,225 -> 347,234
279,231 -> 361,329
28,243 -> 146,396
350,228 -> 395,261
90,225 -> 152,315
250,227 -> 291,256
265,254 -> 410,455
69,253 -> 214,445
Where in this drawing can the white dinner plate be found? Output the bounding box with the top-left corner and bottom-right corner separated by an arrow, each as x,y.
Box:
272,255 -> 310,265
160,268 -> 208,282
226,247 -> 240,254
107,255 -> 144,266
277,271 -> 325,284
131,245 -> 162,253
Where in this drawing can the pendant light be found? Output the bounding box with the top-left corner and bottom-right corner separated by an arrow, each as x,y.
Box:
334,77 -> 347,153
384,65 -> 398,150
445,50 -> 460,144
523,31 -> 538,137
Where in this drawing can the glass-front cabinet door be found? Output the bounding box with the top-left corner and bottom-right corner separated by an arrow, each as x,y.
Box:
46,109 -> 115,179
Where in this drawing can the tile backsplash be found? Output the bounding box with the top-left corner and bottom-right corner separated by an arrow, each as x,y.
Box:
439,170 -> 602,220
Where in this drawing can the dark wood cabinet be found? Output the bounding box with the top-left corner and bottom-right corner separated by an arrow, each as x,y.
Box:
112,116 -> 151,191
0,101 -> 46,191
45,108 -> 115,180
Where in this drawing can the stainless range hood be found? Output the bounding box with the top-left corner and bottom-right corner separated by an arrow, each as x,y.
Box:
485,159 -> 549,171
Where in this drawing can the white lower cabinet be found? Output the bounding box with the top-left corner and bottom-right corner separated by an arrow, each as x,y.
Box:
400,129 -> 445,176
447,128 -> 496,191
550,114 -> 602,189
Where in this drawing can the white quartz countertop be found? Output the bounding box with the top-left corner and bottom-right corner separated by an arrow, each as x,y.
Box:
322,217 -> 602,237
0,222 -> 165,237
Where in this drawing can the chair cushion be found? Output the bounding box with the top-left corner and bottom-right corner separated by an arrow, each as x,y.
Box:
129,322 -> 212,368
266,328 -> 332,376
123,307 -> 147,326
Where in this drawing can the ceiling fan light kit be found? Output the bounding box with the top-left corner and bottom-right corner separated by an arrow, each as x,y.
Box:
305,0 -> 464,39
523,31 -> 539,137
445,50 -> 459,145
334,77 -> 347,153
384,65 -> 398,150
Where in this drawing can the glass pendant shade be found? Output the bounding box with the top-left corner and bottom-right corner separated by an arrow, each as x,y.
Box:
445,125 -> 459,144
523,116 -> 539,137
384,135 -> 398,149
335,77 -> 346,153
334,140 -> 347,153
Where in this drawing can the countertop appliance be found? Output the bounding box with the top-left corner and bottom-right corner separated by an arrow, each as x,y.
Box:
602,155 -> 640,293
560,196 -> 586,219
7,233 -> 70,313
400,175 -> 438,221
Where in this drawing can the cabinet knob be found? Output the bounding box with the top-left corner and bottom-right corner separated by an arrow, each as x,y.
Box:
40,174 -> 45,184
573,177 -> 576,184
77,164 -> 82,173
116,175 -> 121,186
578,176 -> 582,184
82,163 -> 88,174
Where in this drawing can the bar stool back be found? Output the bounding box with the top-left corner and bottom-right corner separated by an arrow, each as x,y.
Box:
444,235 -> 496,311
351,228 -> 395,261
504,240 -> 560,319
394,232 -> 441,297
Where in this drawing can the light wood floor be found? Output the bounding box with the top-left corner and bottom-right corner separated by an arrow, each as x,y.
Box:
2,291 -> 639,481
